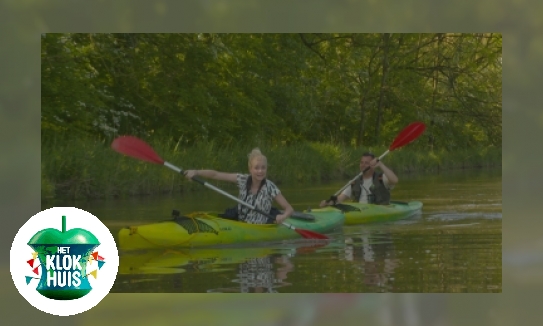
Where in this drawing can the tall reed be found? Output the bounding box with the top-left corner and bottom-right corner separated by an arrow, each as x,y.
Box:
41,134 -> 501,200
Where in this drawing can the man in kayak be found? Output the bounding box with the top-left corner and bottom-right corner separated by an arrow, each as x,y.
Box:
184,148 -> 294,224
319,152 -> 398,207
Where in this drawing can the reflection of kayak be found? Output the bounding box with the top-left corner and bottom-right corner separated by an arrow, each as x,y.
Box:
119,247 -> 277,275
118,207 -> 344,250
326,201 -> 423,225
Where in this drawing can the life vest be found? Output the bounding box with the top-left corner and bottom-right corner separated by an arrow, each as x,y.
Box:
350,172 -> 391,205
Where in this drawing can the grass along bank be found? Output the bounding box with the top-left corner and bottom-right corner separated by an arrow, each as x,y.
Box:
42,136 -> 501,200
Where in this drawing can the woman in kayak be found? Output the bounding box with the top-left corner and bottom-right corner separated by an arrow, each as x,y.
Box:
183,148 -> 294,225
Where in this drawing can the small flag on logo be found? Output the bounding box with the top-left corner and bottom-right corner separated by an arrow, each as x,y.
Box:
25,276 -> 39,285
32,266 -> 40,275
92,252 -> 105,261
86,270 -> 98,279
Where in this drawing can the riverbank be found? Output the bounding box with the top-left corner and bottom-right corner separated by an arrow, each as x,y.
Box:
42,136 -> 501,200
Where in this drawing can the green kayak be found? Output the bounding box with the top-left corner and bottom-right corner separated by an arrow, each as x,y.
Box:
321,200 -> 423,225
117,207 -> 344,251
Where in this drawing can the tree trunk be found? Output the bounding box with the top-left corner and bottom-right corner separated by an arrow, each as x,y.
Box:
375,33 -> 390,145
357,95 -> 366,146
429,34 -> 443,151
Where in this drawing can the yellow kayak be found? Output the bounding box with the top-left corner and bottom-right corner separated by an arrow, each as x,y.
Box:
118,207 -> 344,250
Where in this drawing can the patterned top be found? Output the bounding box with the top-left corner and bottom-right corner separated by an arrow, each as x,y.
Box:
236,174 -> 281,224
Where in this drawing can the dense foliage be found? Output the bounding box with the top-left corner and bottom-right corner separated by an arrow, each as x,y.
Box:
42,33 -> 502,150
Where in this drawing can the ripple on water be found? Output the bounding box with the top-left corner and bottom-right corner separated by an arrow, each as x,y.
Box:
426,212 -> 502,220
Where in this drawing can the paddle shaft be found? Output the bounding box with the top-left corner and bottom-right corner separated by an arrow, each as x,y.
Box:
164,162 -> 299,230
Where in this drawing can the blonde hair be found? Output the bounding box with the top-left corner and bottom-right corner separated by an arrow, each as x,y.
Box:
247,148 -> 267,168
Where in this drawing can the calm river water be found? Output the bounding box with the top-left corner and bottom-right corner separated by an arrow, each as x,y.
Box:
44,167 -> 501,293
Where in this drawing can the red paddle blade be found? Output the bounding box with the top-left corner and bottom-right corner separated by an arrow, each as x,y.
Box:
111,136 -> 165,164
389,122 -> 426,151
295,229 -> 329,240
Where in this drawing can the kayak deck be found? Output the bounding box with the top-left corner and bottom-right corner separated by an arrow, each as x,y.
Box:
328,200 -> 423,225
117,207 -> 344,250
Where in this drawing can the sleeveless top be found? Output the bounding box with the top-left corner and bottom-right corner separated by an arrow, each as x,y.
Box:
236,174 -> 281,224
342,172 -> 392,205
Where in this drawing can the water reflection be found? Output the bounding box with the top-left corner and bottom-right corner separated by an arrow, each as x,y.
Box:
113,241 -> 326,293
336,230 -> 400,292
344,230 -> 400,292
211,254 -> 294,293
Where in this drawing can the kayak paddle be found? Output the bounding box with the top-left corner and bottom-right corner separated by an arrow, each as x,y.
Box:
111,136 -> 328,240
328,121 -> 426,203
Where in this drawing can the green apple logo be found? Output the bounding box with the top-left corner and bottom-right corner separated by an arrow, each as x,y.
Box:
27,215 -> 100,300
